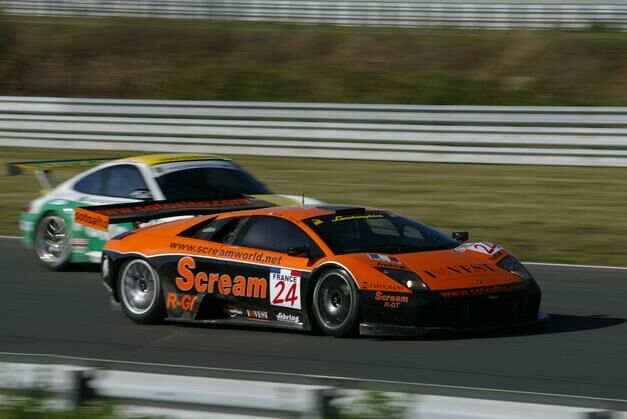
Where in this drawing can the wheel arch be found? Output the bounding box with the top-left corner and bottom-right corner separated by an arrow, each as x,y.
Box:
307,262 -> 360,322
107,252 -> 148,302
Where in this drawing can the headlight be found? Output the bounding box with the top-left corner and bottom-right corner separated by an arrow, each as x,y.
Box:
376,268 -> 430,292
496,255 -> 534,282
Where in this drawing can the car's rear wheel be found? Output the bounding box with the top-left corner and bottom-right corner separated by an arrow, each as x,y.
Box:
312,268 -> 360,337
117,259 -> 164,324
34,213 -> 71,271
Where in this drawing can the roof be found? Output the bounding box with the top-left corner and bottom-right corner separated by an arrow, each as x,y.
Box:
118,153 -> 229,166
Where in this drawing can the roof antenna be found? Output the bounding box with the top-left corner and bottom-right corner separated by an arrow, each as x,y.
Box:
301,193 -> 305,205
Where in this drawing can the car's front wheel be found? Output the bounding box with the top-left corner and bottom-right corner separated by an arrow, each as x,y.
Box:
312,268 -> 360,337
34,213 -> 71,271
117,259 -> 165,324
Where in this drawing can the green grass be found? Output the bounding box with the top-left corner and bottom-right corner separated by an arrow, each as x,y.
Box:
1,16 -> 627,104
0,389 -> 159,419
3,147 -> 627,266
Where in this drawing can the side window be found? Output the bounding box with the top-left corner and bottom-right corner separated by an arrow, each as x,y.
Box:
74,169 -> 105,195
235,216 -> 320,255
102,165 -> 148,198
192,217 -> 241,242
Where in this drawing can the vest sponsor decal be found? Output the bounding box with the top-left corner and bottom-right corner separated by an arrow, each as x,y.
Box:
276,312 -> 301,324
247,309 -> 268,320
176,256 -> 267,298
166,293 -> 198,312
270,268 -> 302,309
374,291 -> 409,309
424,264 -> 495,279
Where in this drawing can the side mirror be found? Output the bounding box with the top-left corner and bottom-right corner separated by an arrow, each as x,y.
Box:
452,231 -> 469,242
287,246 -> 310,258
129,189 -> 153,200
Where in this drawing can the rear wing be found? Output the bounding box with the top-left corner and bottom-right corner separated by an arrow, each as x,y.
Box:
7,158 -> 116,192
74,196 -> 274,232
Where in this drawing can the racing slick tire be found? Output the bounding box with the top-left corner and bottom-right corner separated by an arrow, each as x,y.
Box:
117,258 -> 165,324
34,213 -> 72,271
312,268 -> 360,337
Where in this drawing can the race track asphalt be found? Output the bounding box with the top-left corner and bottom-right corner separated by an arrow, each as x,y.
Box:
1,238 -> 626,405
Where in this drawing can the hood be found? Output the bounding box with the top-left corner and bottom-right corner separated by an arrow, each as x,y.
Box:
335,242 -> 524,292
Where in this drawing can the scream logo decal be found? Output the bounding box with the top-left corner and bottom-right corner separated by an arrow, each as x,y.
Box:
375,291 -> 409,309
270,268 -> 302,309
176,256 -> 267,298
166,293 -> 198,311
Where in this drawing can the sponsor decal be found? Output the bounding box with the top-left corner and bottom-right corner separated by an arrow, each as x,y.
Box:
276,312 -> 301,324
374,291 -> 409,309
169,242 -> 283,265
362,281 -> 407,292
332,214 -> 384,223
97,198 -> 252,217
311,218 -> 324,226
75,208 -> 109,231
368,254 -> 401,264
270,268 -> 302,309
453,242 -> 503,256
19,220 -> 34,232
424,264 -> 495,279
376,262 -> 408,269
246,309 -> 269,320
439,283 -> 528,298
70,238 -> 89,247
166,292 -> 198,312
226,305 -> 243,318
176,256 -> 267,299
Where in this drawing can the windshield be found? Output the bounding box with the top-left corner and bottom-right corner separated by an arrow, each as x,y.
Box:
303,211 -> 458,255
154,161 -> 271,200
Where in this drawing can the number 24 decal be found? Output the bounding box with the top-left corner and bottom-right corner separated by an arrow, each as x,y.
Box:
272,281 -> 299,306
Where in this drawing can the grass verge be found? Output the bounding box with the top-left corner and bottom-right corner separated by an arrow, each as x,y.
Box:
2,147 -> 627,266
1,16 -> 627,105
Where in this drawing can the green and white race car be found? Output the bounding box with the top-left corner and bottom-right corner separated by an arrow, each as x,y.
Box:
12,153 -> 318,270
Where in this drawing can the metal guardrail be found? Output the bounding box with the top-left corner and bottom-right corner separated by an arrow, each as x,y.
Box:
0,361 -> 623,418
3,0 -> 627,30
1,96 -> 627,167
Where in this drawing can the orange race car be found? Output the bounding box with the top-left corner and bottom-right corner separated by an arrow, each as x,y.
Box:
75,197 -> 547,337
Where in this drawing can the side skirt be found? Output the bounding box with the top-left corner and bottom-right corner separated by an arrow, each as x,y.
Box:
164,316 -> 309,332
